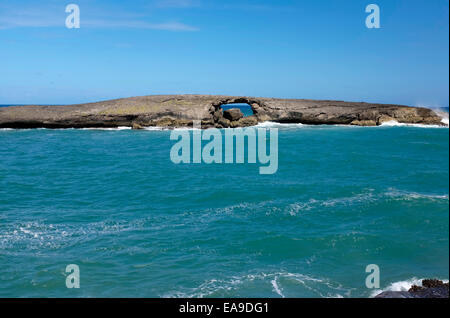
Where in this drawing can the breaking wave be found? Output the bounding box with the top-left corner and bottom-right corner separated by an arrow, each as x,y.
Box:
79,126 -> 132,130
256,121 -> 448,129
256,122 -> 305,129
380,120 -> 447,128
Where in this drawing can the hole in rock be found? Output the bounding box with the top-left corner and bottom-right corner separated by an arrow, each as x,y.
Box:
220,103 -> 254,117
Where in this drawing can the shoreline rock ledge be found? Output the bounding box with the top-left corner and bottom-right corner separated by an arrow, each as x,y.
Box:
0,94 -> 444,129
375,279 -> 449,298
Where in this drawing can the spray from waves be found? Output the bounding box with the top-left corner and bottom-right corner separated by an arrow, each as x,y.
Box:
369,278 -> 449,298
432,108 -> 449,126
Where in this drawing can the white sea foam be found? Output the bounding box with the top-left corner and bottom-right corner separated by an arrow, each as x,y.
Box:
143,126 -> 165,131
386,188 -> 449,201
0,218 -> 165,251
163,271 -> 351,298
284,192 -> 377,216
172,127 -> 201,131
256,121 -> 305,128
231,188 -> 447,219
1,126 -> 134,131
201,188 -> 446,221
271,278 -> 285,298
80,126 -> 132,130
256,120 -> 448,129
369,277 -> 423,298
380,120 -> 447,128
284,188 -> 448,216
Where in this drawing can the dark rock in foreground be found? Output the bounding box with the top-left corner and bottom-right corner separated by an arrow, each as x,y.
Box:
0,95 -> 444,129
223,108 -> 244,121
375,279 -> 449,298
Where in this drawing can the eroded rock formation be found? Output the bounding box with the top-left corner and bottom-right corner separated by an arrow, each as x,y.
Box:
0,95 -> 444,129
223,108 -> 244,122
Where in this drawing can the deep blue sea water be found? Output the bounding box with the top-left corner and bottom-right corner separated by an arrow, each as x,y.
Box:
0,121 -> 448,297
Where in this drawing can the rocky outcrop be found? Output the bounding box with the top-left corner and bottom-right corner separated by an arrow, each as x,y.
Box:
375,279 -> 449,298
0,94 -> 444,129
131,123 -> 144,130
223,108 -> 244,121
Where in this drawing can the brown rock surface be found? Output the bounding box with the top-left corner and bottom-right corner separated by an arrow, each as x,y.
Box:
223,108 -> 244,121
0,94 -> 444,129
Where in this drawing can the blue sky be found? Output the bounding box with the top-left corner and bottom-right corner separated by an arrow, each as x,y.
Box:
0,0 -> 448,106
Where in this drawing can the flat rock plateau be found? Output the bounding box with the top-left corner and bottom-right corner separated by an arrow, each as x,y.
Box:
0,95 -> 444,129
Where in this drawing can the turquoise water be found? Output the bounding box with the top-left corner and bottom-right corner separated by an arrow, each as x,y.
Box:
221,104 -> 254,117
0,123 -> 448,298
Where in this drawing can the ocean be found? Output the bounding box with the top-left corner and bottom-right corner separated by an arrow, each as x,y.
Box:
0,116 -> 448,297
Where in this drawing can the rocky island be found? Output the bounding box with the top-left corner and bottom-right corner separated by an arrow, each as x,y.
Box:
0,95 -> 444,129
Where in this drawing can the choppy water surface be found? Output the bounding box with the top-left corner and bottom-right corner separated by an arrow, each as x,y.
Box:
0,123 -> 448,297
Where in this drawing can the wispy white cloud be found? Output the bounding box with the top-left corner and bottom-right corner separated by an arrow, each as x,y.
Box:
0,4 -> 61,29
0,2 -> 199,31
218,2 -> 298,13
154,0 -> 201,9
146,21 -> 198,31
84,20 -> 198,31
